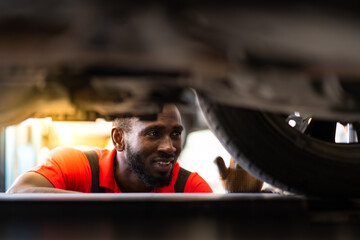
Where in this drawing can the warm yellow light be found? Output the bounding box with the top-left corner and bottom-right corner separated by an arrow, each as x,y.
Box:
54,122 -> 74,144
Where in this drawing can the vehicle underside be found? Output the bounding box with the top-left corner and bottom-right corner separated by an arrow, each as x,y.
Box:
1,1 -> 360,239
1,0 -> 360,196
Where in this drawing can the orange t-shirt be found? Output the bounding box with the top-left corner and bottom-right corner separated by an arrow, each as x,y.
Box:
30,147 -> 213,193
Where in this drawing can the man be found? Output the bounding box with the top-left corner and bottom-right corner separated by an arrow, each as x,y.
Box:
7,104 -> 212,193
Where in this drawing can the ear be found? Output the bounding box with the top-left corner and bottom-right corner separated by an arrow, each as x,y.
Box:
111,127 -> 125,151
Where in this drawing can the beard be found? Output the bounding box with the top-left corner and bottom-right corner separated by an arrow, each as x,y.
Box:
125,145 -> 173,188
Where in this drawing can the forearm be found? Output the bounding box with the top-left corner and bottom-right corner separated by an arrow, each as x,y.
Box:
6,172 -> 80,194
6,186 -> 80,194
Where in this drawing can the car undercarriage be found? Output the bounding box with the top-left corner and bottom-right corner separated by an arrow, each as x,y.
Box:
0,1 -> 360,238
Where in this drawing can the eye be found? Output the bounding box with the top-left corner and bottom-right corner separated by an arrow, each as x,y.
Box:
171,131 -> 182,138
145,130 -> 159,137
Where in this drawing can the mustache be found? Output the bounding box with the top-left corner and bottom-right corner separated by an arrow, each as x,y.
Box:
157,152 -> 175,159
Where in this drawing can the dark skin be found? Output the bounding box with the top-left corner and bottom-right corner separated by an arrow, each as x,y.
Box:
113,104 -> 183,192
215,156 -> 263,192
6,104 -> 183,193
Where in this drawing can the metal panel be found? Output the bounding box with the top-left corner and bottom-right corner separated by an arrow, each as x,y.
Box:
0,193 -> 359,240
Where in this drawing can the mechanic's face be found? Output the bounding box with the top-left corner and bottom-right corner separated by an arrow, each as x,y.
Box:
125,104 -> 183,188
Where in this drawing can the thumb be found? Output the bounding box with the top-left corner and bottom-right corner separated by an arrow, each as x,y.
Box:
214,156 -> 228,179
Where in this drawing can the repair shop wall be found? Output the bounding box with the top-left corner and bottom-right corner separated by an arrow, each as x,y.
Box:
5,121 -> 40,190
4,118 -> 112,191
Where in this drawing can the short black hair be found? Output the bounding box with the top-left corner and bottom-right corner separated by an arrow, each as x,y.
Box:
112,117 -> 134,133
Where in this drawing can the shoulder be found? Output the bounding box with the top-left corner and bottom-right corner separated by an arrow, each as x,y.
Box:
174,163 -> 213,193
49,146 -> 86,159
184,171 -> 213,193
45,147 -> 89,170
30,147 -> 93,191
34,147 -> 94,178
48,147 -> 99,166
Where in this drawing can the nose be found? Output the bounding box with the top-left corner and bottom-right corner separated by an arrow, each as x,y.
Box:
158,136 -> 176,154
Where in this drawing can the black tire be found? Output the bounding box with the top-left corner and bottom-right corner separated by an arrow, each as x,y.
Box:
198,94 -> 360,197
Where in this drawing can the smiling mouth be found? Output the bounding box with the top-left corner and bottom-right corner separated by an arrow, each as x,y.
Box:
158,160 -> 171,165
154,157 -> 175,167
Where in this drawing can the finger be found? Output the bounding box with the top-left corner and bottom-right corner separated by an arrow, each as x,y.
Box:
230,157 -> 243,169
229,157 -> 236,169
214,156 -> 228,179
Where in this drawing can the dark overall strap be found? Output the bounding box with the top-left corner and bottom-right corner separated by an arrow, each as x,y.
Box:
85,150 -> 190,193
83,150 -> 105,193
174,167 -> 192,193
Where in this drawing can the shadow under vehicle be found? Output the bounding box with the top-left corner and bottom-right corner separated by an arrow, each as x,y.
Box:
0,1 -> 360,239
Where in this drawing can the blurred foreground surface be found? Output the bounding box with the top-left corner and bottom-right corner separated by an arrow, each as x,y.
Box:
0,193 -> 359,240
